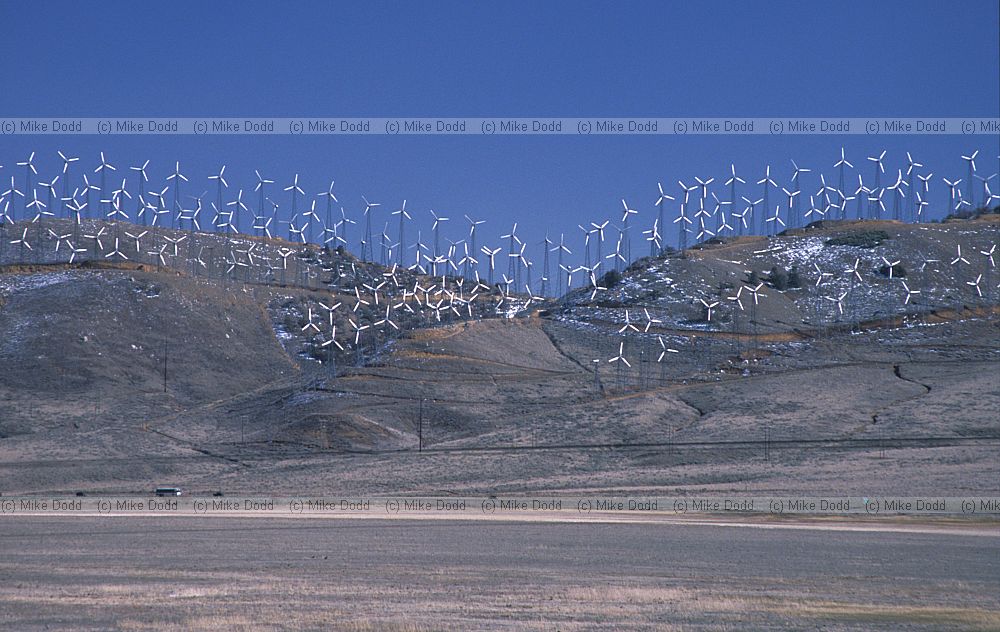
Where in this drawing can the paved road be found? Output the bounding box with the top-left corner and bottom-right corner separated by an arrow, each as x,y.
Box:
1,517 -> 997,630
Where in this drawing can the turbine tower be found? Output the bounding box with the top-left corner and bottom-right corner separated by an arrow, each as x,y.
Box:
653,182 -> 674,256
961,150 -> 978,208
93,152 -> 116,220
620,198 -> 637,264
790,160 -> 810,228
904,152 -> 922,222
867,150 -> 886,218
58,151 -> 80,218
392,200 -> 411,265
208,165 -> 228,233
361,195 -> 380,261
756,166 -> 777,235
464,214 -> 484,279
834,147 -> 853,220
255,170 -> 274,236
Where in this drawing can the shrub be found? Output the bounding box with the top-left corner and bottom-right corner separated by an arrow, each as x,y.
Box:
626,256 -> 653,273
767,266 -> 789,290
825,230 -> 890,248
601,269 -> 622,288
787,266 -> 802,288
877,263 -> 907,278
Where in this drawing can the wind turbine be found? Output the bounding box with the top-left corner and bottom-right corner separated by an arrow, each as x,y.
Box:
166,161 -> 187,229
756,165 -> 777,235
905,152 -> 923,221
388,200 -> 410,265
867,150 -> 886,218
429,209 -> 449,275
961,150 -> 978,205
254,170 -> 274,236
227,189 -> 249,236
1,176 -> 24,225
284,174 -> 305,241
620,198 -> 637,264
699,298 -> 719,322
303,199 -> 322,244
653,182 -> 674,255
973,173 -> 998,209
790,160 -> 810,227
208,165 -> 228,232
501,222 -> 521,282
853,173 -> 869,220
339,206 -> 355,250
361,195 -> 380,261
673,205 -> 692,251
129,160 -> 150,225
481,245 -> 502,286
93,151 -> 117,217
765,205 -> 785,235
887,169 -> 907,221
16,152 -> 37,219
833,148 -> 853,219
724,165 -> 745,235
57,150 -> 80,218
942,177 -> 962,214
464,214 -> 485,279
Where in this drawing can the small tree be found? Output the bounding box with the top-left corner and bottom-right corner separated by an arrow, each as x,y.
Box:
601,269 -> 622,288
767,266 -> 789,291
787,266 -> 802,288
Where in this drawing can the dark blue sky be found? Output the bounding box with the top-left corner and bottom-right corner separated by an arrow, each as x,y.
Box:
1,1 -> 998,278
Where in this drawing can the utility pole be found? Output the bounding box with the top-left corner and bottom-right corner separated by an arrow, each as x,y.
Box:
418,398 -> 424,452
163,337 -> 167,392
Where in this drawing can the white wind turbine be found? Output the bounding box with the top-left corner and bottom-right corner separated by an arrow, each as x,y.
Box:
609,340 -> 631,368
790,159 -> 810,226
254,170 -> 274,236
888,169 -> 907,221
620,198 -> 637,264
360,195 -> 380,261
866,150 -> 886,218
501,222 -> 522,281
166,161 -> 187,229
942,177 -> 962,213
724,165 -> 746,235
479,245 -> 501,286
57,150 -> 79,218
429,209 -> 449,275
966,274 -> 983,298
94,151 -> 117,217
208,165 -> 228,233
464,214 -> 486,279
833,148 -> 853,219
973,173 -> 998,209
16,151 -> 38,219
654,182 -> 674,255
756,165 -> 777,235
227,189 -> 249,236
129,160 -> 150,225
303,199 -> 322,244
961,150 -> 978,205
765,205 -> 785,235
699,298 -> 719,322
390,200 -> 410,266
318,181 -> 338,240
284,174 -> 305,240
950,244 -> 970,266
904,152 -> 923,221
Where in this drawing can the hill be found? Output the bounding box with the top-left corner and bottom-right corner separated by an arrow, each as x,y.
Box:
0,217 -> 996,496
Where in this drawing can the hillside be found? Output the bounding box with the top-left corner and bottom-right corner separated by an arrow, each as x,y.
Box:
0,217 -> 996,496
